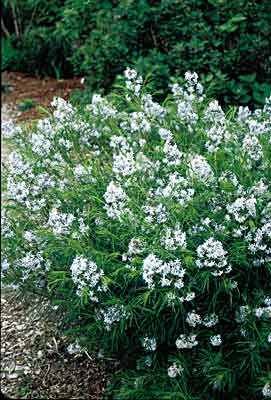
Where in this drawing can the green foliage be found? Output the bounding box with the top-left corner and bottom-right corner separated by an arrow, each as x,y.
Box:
17,98 -> 35,112
2,0 -> 271,106
1,0 -> 72,76
1,37 -> 18,71
2,71 -> 271,399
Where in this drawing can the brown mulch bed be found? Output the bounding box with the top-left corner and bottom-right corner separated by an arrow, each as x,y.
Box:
1,289 -> 113,399
2,71 -> 84,121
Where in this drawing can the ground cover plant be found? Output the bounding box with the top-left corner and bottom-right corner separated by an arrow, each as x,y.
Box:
2,0 -> 271,107
2,69 -> 271,399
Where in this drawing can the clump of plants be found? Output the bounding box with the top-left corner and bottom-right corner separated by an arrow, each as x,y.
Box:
17,98 -> 35,112
2,69 -> 271,399
2,0 -> 271,107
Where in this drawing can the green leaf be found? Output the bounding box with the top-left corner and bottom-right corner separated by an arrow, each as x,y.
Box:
218,15 -> 246,32
239,73 -> 256,83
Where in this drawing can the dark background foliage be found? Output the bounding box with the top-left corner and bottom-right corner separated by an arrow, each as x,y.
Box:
2,0 -> 271,106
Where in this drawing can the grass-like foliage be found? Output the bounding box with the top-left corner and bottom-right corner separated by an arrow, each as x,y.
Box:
2,70 -> 271,399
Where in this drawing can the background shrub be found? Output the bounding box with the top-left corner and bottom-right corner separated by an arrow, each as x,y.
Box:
2,70 -> 271,399
2,0 -> 271,107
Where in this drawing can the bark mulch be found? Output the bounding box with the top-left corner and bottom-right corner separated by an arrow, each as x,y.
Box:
1,289 -> 113,399
2,71 -> 84,121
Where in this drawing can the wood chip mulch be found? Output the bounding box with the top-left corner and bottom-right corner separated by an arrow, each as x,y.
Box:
2,71 -> 84,121
1,289 -> 113,399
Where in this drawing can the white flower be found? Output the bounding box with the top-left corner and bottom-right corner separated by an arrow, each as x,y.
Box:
142,94 -> 165,118
104,181 -> 127,220
196,238 -> 231,276
142,254 -> 186,289
113,150 -> 136,177
2,119 -> 22,138
227,196 -> 256,223
235,306 -> 251,323
186,312 -> 202,327
142,337 -> 157,352
158,128 -> 173,141
47,208 -> 75,235
242,133 -> 263,162
128,238 -> 144,256
24,231 -> 37,242
210,335 -> 222,346
168,362 -> 184,378
262,382 -> 271,398
188,154 -> 214,183
202,314 -> 219,327
160,225 -> 187,251
176,334 -> 198,349
70,256 -> 106,301
98,305 -> 129,331
67,342 -> 82,354
124,68 -> 143,96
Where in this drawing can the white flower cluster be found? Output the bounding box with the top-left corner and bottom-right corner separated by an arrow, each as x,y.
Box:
142,337 -> 157,352
142,94 -> 166,119
188,154 -> 214,183
246,221 -> 271,266
74,164 -> 93,179
186,312 -> 219,328
113,149 -> 136,177
167,362 -> 184,378
1,209 -> 14,238
1,259 -> 10,277
2,119 -> 22,139
104,181 -> 127,220
226,196 -> 257,223
210,334 -> 222,346
196,238 -> 232,276
67,341 -> 82,355
98,304 -> 129,331
153,173 -> 194,206
70,256 -> 107,301
172,72 -> 204,132
143,203 -> 167,224
124,68 -> 143,97
186,311 -> 202,327
90,94 -> 117,120
162,140 -> 183,166
47,208 -> 75,235
158,128 -> 173,141
205,125 -> 232,153
142,254 -> 186,289
176,334 -> 198,349
51,97 -> 75,122
262,382 -> 271,398
129,111 -> 151,133
160,225 -> 187,251
17,252 -> 43,281
128,238 -> 144,256
204,100 -> 225,125
7,151 -> 32,176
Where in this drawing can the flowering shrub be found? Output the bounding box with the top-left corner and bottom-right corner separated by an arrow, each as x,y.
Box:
2,69 -> 271,399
